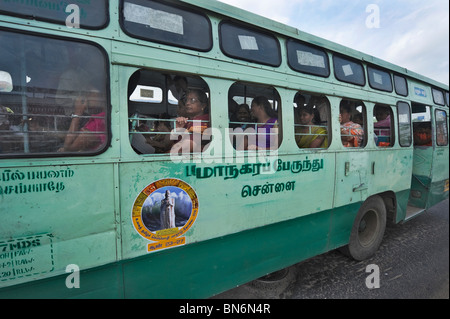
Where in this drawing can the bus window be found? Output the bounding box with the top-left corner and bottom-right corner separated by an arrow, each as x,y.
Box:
435,109 -> 448,146
0,30 -> 109,157
0,0 -> 108,29
286,39 -> 330,77
339,99 -> 366,148
228,82 -> 282,150
122,0 -> 212,52
219,21 -> 281,67
367,66 -> 393,92
294,92 -> 330,149
412,103 -> 432,147
397,101 -> 412,147
432,88 -> 445,106
333,55 -> 365,86
394,74 -> 408,97
128,70 -> 210,155
374,104 -> 394,147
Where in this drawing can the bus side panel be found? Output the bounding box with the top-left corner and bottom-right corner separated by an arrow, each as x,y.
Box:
428,147 -> 450,206
119,153 -> 335,260
0,164 -> 117,289
409,147 -> 433,208
121,208 -> 331,299
118,152 -> 335,297
0,262 -> 124,299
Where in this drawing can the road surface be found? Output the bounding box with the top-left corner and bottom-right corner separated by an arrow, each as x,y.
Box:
214,199 -> 449,299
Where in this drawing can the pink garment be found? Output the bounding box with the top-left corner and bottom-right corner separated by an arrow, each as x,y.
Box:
374,115 -> 391,136
83,112 -> 106,147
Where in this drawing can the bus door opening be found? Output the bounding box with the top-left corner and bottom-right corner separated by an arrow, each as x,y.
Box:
409,103 -> 433,210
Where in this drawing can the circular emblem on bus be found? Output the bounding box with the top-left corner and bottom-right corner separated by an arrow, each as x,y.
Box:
131,178 -> 199,252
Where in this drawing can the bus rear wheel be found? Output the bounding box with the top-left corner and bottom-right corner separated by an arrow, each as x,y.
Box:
341,195 -> 387,261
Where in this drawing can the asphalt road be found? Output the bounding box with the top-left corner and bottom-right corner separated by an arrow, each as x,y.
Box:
214,199 -> 449,299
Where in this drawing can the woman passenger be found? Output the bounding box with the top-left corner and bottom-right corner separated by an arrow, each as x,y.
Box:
58,87 -> 106,152
246,96 -> 279,150
340,102 -> 364,147
171,89 -> 210,153
295,104 -> 328,148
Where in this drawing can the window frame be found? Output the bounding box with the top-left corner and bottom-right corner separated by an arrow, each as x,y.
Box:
397,101 -> 412,147
219,20 -> 282,68
127,70 -> 211,156
373,104 -> 395,148
228,82 -> 282,151
0,29 -> 111,159
286,39 -> 330,78
333,54 -> 366,86
0,0 -> 109,30
393,74 -> 409,97
293,92 -> 331,150
432,88 -> 445,106
435,108 -> 449,147
367,66 -> 393,93
339,99 -> 367,148
120,0 -> 213,52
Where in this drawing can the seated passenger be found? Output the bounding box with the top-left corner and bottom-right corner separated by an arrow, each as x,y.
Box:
171,89 -> 210,154
230,103 -> 253,130
243,96 -> 278,151
58,88 -> 106,152
374,105 -> 391,136
295,104 -> 328,148
131,121 -> 155,154
146,114 -> 174,153
168,75 -> 188,101
340,102 -> 364,147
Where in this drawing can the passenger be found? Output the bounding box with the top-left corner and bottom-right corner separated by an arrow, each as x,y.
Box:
58,88 -> 106,152
244,96 -> 278,150
230,104 -> 253,130
340,102 -> 364,147
352,113 -> 363,126
374,105 -> 391,136
146,114 -> 174,153
131,121 -> 155,154
168,75 -> 188,101
230,103 -> 254,149
295,104 -> 328,148
294,94 -> 306,123
171,89 -> 210,153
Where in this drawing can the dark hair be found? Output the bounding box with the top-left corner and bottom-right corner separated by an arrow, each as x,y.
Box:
298,104 -> 322,125
186,89 -> 208,106
252,96 -> 278,118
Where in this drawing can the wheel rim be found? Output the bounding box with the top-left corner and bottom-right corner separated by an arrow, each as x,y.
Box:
358,209 -> 380,247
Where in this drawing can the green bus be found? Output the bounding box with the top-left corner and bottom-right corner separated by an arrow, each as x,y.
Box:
0,0 -> 448,298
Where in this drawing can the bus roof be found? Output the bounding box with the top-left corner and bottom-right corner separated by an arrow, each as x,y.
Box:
181,0 -> 449,91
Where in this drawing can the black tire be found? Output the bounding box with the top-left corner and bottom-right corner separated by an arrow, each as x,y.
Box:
341,195 -> 387,261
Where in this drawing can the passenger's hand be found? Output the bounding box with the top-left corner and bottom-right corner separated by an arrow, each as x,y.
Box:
73,97 -> 87,116
175,117 -> 188,128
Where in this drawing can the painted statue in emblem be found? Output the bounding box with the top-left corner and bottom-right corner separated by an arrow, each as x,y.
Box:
160,190 -> 175,229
